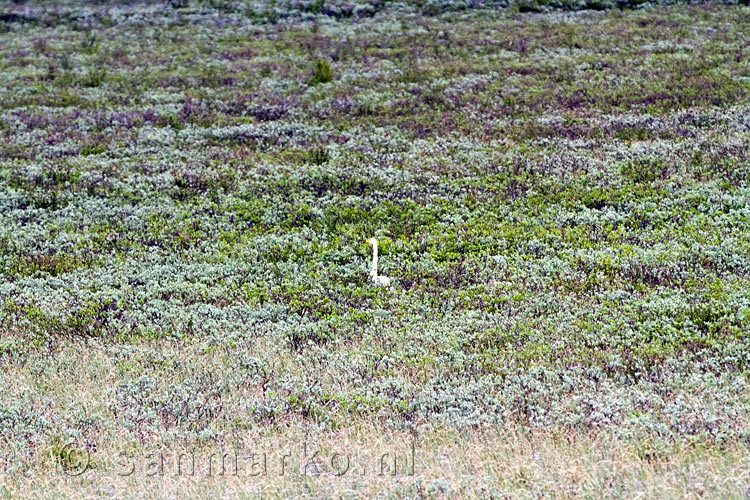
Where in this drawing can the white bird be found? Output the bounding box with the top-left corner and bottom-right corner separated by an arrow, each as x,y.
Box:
366,237 -> 391,287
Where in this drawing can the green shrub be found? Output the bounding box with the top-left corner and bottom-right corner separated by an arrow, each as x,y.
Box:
307,147 -> 329,165
81,145 -> 106,156
310,59 -> 333,85
621,158 -> 667,184
80,68 -> 106,88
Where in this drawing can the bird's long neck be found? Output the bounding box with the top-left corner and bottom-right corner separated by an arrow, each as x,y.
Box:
370,242 -> 378,276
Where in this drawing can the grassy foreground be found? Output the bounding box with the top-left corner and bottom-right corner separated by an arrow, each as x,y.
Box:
1,1 -> 750,497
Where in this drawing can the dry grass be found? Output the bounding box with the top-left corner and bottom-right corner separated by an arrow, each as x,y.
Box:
2,422 -> 749,499
1,340 -> 749,498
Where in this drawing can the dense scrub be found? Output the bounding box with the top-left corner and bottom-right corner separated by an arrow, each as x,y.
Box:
2,0 -> 749,18
0,1 -> 749,496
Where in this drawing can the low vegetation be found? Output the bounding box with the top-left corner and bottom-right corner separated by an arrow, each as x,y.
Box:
0,0 -> 749,497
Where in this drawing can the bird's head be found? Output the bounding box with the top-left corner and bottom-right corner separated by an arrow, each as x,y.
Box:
366,238 -> 377,246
